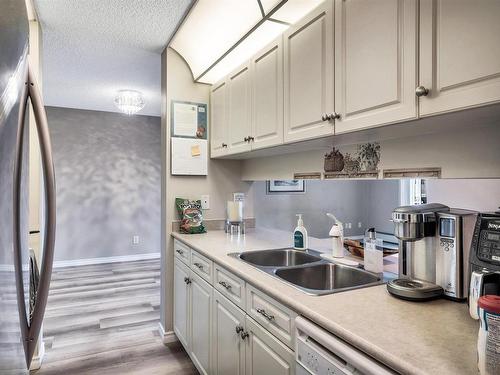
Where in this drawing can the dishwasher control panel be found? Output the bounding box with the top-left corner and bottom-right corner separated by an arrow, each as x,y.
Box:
295,316 -> 396,375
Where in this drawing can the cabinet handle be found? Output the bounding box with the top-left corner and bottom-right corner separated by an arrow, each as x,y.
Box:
193,262 -> 203,270
176,249 -> 184,255
321,113 -> 328,121
415,86 -> 429,97
330,112 -> 341,120
218,281 -> 232,290
235,325 -> 244,334
247,136 -> 254,142
244,136 -> 249,142
222,143 -> 227,148
184,277 -> 192,285
240,331 -> 249,340
256,308 -> 275,321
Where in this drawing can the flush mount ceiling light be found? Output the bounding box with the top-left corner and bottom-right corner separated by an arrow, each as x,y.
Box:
114,90 -> 145,115
171,0 -> 323,84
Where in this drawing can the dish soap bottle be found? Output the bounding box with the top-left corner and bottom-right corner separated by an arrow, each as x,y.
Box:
364,228 -> 383,273
293,214 -> 308,250
326,213 -> 344,258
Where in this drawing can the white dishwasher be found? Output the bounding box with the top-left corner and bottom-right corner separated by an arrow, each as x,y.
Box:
295,316 -> 397,375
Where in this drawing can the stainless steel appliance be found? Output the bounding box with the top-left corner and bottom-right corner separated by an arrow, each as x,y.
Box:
388,204 -> 476,301
0,1 -> 56,372
469,212 -> 500,319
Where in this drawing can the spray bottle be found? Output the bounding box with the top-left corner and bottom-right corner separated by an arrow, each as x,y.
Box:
326,213 -> 344,258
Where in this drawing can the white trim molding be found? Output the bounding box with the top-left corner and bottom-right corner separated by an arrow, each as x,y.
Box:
53,253 -> 160,268
158,322 -> 178,345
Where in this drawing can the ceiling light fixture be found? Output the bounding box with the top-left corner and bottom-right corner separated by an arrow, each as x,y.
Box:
114,90 -> 145,115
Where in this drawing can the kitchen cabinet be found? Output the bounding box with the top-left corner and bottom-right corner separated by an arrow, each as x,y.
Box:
212,290 -> 246,375
419,0 -> 500,115
245,316 -> 295,375
173,258 -> 190,349
251,37 -> 284,150
190,272 -> 212,375
227,63 -> 252,154
210,80 -> 228,157
283,0 -> 335,143
334,0 -> 418,133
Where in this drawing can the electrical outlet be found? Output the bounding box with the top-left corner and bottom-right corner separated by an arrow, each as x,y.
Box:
133,235 -> 140,245
233,192 -> 245,202
201,195 -> 210,209
346,223 -> 352,229
358,222 -> 362,228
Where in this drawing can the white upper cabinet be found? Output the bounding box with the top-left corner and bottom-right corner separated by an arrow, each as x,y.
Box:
251,37 -> 284,150
334,0 -> 418,134
283,0 -> 335,143
210,80 -> 228,157
419,0 -> 500,116
228,64 -> 253,154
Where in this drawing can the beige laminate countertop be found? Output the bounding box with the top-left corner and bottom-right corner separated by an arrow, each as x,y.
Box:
172,228 -> 479,375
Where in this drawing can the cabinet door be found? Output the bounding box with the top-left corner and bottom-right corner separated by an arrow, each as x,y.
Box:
245,317 -> 295,375
334,0 -> 418,134
419,0 -> 500,115
212,291 -> 246,375
228,63 -> 252,154
210,80 -> 228,158
189,272 -> 212,375
283,0 -> 334,143
251,37 -> 284,150
173,258 -> 190,349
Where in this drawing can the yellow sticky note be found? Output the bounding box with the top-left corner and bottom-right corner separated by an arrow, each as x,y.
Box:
191,144 -> 201,157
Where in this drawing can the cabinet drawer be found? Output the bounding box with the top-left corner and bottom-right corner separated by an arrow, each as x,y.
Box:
174,239 -> 190,264
214,265 -> 246,310
246,284 -> 297,349
191,250 -> 213,283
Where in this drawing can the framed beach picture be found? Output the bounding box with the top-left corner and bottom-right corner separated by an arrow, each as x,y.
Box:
266,180 -> 306,194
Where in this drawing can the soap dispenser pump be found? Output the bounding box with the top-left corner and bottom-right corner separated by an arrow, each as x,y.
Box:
293,214 -> 308,250
326,213 -> 344,258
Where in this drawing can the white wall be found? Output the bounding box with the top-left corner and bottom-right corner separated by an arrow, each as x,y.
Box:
160,48 -> 254,335
426,179 -> 500,212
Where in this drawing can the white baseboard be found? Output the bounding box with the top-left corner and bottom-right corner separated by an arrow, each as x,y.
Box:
158,322 -> 178,344
29,340 -> 45,370
53,252 -> 160,268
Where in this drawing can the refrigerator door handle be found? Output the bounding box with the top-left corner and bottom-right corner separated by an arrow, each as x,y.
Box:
13,62 -> 56,367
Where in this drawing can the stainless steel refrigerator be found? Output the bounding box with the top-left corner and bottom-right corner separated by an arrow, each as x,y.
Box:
0,0 -> 56,373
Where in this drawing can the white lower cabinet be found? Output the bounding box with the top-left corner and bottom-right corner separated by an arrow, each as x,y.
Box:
190,272 -> 212,375
212,290 -> 246,375
245,316 -> 295,375
174,240 -> 295,375
173,258 -> 190,349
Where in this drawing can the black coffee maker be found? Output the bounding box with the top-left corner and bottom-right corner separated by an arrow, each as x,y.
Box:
469,212 -> 500,319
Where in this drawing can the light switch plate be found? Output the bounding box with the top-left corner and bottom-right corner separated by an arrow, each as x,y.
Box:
201,195 -> 210,209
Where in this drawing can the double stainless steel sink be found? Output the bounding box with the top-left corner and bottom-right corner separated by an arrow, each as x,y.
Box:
230,248 -> 386,296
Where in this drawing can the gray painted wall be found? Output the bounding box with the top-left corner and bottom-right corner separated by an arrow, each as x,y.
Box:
253,180 -> 400,238
47,107 -> 161,261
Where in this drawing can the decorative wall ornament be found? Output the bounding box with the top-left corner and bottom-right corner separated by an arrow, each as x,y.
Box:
343,153 -> 361,175
357,142 -> 381,171
324,147 -> 344,172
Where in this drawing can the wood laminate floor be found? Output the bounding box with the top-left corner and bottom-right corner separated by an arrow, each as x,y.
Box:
32,259 -> 197,375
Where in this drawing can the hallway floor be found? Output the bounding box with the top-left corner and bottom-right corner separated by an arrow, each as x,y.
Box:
33,259 -> 197,374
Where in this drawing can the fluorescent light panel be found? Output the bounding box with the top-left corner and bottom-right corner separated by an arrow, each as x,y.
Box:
171,0 -> 324,84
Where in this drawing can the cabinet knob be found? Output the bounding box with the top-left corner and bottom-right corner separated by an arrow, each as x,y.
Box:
247,136 -> 254,142
193,262 -> 203,270
184,277 -> 191,285
321,114 -> 328,121
415,86 -> 430,97
244,137 -> 249,142
222,143 -> 228,148
240,331 -> 249,340
235,325 -> 244,334
330,112 -> 341,120
176,249 -> 184,255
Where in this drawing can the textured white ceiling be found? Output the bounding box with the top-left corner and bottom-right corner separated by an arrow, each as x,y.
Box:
35,0 -> 193,116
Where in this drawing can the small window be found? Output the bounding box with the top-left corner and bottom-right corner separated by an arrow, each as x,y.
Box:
400,179 -> 427,206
